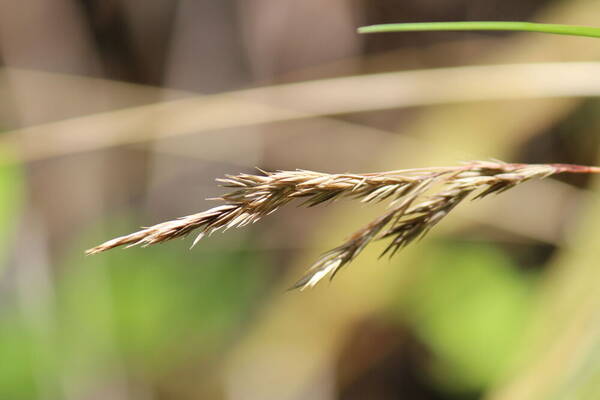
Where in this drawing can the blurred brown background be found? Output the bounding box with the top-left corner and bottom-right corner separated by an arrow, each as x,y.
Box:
2,0 -> 600,399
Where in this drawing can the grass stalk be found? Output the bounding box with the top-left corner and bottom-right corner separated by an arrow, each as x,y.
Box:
358,22 -> 600,39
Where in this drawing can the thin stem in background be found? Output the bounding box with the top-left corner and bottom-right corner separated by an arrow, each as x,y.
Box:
358,21 -> 600,39
6,62 -> 600,165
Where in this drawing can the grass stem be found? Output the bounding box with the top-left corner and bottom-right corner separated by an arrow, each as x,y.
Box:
358,22 -> 600,39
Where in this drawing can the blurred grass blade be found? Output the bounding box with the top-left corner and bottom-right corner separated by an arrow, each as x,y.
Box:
7,63 -> 600,165
358,22 -> 600,39
0,149 -> 23,266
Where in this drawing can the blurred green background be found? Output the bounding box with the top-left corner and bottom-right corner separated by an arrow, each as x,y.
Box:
2,0 -> 600,399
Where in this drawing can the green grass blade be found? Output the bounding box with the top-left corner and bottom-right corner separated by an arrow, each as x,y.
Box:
358,22 -> 600,39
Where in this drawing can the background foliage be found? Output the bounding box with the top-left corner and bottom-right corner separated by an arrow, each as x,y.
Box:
1,0 -> 600,399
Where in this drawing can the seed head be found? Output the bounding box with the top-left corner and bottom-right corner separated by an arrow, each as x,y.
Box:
87,161 -> 587,289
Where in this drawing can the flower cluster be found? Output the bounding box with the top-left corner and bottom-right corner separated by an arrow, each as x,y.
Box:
87,161 -> 595,290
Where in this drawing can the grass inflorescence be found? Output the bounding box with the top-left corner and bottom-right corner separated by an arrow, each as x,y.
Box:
87,161 -> 600,290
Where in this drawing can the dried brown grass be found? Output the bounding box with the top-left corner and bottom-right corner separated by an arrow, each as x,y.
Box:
87,161 -> 600,290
